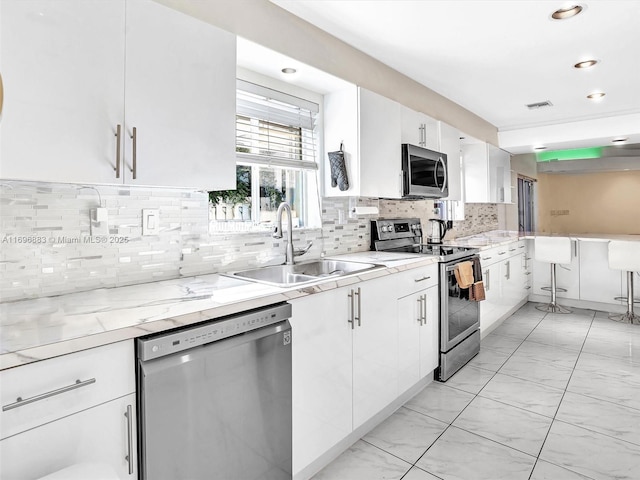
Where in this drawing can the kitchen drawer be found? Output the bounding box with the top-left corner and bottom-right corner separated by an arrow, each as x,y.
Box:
1,340 -> 135,440
395,264 -> 439,297
480,241 -> 524,266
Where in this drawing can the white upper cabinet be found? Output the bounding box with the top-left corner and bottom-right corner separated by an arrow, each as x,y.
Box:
0,0 -> 236,190
123,0 -> 235,188
400,106 -> 439,151
323,86 -> 402,198
462,141 -> 512,203
0,0 -> 126,184
439,122 -> 462,201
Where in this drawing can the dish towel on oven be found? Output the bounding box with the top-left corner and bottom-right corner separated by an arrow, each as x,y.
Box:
470,257 -> 485,301
454,261 -> 474,289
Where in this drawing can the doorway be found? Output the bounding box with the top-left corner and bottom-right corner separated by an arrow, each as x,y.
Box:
517,176 -> 536,233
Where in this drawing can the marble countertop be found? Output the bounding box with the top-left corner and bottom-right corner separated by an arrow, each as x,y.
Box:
0,253 -> 437,370
449,230 -> 640,250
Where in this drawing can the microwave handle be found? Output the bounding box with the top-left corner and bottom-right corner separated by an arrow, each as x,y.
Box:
439,156 -> 447,192
400,170 -> 407,196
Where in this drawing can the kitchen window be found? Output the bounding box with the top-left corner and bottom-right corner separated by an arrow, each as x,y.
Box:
209,79 -> 321,229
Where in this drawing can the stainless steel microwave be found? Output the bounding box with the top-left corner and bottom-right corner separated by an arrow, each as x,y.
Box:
401,143 -> 448,198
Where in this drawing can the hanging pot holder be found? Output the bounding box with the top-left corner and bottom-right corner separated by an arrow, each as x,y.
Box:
328,143 -> 349,191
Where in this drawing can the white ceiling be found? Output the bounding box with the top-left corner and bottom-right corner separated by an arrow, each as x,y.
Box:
264,0 -> 640,154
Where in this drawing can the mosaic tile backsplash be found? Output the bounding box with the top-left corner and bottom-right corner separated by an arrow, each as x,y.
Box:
0,181 -> 497,302
0,182 -> 379,301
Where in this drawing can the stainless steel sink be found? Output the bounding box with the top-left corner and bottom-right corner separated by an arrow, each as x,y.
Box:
230,260 -> 382,287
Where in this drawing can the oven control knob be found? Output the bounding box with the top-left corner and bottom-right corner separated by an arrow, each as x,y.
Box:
382,226 -> 389,232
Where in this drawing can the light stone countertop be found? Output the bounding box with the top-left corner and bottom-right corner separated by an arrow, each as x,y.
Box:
0,253 -> 437,370
449,230 -> 640,249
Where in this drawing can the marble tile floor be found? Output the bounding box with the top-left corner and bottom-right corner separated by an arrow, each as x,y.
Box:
312,303 -> 640,480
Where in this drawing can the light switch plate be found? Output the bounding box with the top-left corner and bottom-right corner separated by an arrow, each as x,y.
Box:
142,209 -> 160,236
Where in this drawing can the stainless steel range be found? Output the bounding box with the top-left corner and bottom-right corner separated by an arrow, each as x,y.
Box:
371,218 -> 481,381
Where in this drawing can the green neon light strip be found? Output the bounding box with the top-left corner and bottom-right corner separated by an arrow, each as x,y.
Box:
536,147 -> 603,162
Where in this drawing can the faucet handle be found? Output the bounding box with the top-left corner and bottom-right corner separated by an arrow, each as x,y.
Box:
294,241 -> 313,257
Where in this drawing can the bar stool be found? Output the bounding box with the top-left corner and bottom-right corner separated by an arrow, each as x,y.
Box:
608,240 -> 640,324
535,236 -> 572,314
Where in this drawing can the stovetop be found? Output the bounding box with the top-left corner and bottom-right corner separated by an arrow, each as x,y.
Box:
371,218 -> 478,262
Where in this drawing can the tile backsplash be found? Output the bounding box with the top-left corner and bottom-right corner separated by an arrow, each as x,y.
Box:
0,182 -> 378,302
0,181 -> 497,302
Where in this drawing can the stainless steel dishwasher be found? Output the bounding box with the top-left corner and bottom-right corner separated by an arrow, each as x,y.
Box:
136,303 -> 292,480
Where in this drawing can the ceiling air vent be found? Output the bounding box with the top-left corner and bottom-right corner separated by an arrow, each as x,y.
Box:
526,100 -> 553,110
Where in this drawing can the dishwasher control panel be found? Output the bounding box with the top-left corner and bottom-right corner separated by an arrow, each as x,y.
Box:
137,302 -> 292,361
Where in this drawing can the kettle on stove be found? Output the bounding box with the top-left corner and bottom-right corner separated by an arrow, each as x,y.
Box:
428,219 -> 448,244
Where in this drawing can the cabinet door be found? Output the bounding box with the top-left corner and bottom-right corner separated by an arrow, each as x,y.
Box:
353,276 -> 399,429
397,284 -> 439,394
400,106 -> 439,151
439,122 -> 462,201
480,261 -> 502,335
579,241 -> 623,305
420,285 -> 439,377
397,291 -> 423,394
0,394 -> 137,480
359,88 -> 402,199
123,0 -> 236,189
0,0 -> 125,184
462,143 -> 489,203
488,145 -> 511,203
289,290 -> 352,476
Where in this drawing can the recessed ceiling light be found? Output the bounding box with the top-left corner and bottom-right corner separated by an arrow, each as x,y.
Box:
574,59 -> 598,69
587,92 -> 606,100
533,146 -> 547,151
551,5 -> 584,20
281,67 -> 297,74
612,137 -> 629,143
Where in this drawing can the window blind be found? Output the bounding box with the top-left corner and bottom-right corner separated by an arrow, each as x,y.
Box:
236,79 -> 319,170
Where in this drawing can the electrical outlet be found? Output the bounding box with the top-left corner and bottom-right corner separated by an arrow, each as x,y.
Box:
142,209 -> 160,236
90,208 -> 109,236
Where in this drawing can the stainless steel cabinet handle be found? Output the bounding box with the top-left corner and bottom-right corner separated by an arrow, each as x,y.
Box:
130,126 -> 137,180
348,290 -> 355,329
2,378 -> 96,411
573,241 -> 578,257
519,245 -> 525,249
498,251 -> 506,255
355,287 -> 361,327
414,275 -> 431,283
525,286 -> 531,290
421,294 -> 427,325
505,260 -> 511,280
482,256 -> 492,261
417,296 -> 423,325
115,124 -> 122,179
125,404 -> 134,475
509,248 -> 516,252
485,270 -> 490,291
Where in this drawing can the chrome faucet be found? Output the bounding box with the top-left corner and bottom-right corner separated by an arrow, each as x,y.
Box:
273,202 -> 312,265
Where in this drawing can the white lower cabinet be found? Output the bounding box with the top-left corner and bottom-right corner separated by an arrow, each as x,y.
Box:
290,268 -> 439,478
0,340 -> 136,479
289,287 -> 353,477
397,284 -> 439,394
1,394 -> 137,480
352,277 -> 399,429
480,242 -> 528,335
